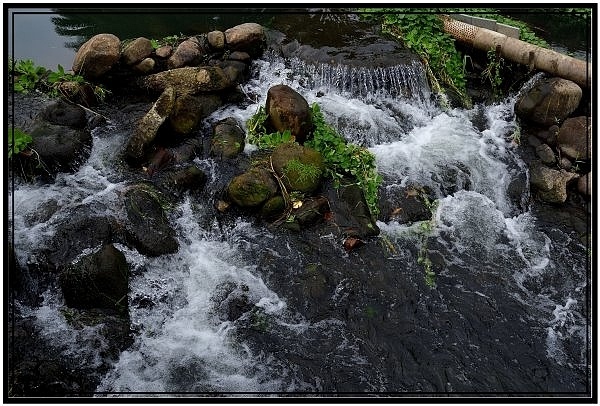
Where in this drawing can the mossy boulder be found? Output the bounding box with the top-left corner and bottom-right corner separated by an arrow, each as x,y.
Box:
228,167 -> 278,208
260,195 -> 286,220
210,117 -> 246,158
169,93 -> 222,135
271,142 -> 324,193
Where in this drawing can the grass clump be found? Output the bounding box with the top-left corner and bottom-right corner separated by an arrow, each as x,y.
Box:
283,158 -> 322,184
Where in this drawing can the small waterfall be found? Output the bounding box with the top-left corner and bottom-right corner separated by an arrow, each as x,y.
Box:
289,57 -> 431,103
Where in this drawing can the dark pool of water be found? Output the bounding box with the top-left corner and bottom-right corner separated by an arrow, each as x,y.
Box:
8,8 -> 592,70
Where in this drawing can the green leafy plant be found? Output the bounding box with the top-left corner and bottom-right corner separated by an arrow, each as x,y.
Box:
9,59 -> 110,103
246,103 -> 382,218
10,59 -> 47,93
8,127 -> 32,158
305,103 -> 382,217
246,105 -> 294,149
46,64 -> 85,86
153,33 -> 186,48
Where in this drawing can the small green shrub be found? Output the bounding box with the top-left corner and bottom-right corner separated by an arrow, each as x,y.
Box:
10,59 -> 46,93
9,59 -> 110,102
481,48 -> 505,100
8,127 -> 32,158
246,105 -> 293,149
305,103 -> 382,217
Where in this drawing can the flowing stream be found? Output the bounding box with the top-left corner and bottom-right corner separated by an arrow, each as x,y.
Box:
9,48 -> 590,394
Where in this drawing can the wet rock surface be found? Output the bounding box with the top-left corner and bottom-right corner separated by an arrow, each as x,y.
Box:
230,212 -> 588,392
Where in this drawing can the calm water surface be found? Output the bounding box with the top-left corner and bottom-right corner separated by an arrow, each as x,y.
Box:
7,8 -> 591,70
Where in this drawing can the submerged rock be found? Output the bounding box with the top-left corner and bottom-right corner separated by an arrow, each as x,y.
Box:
324,178 -> 380,238
59,244 -> 129,315
123,184 -> 179,256
378,184 -> 432,224
155,164 -> 207,198
210,117 -> 246,159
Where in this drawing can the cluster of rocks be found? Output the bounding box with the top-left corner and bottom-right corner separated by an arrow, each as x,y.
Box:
515,76 -> 591,204
72,22 -> 264,80
10,23 -> 386,393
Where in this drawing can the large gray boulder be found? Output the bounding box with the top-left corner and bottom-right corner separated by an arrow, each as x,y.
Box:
122,37 -> 154,66
29,101 -> 91,174
168,37 -> 204,69
72,34 -> 121,79
515,77 -> 582,126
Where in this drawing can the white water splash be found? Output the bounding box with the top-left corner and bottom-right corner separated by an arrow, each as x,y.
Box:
98,198 -> 288,393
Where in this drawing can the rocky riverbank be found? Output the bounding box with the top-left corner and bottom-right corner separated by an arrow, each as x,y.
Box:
8,17 -> 591,397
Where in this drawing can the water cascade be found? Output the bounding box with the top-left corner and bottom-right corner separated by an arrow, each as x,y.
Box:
9,48 -> 589,394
